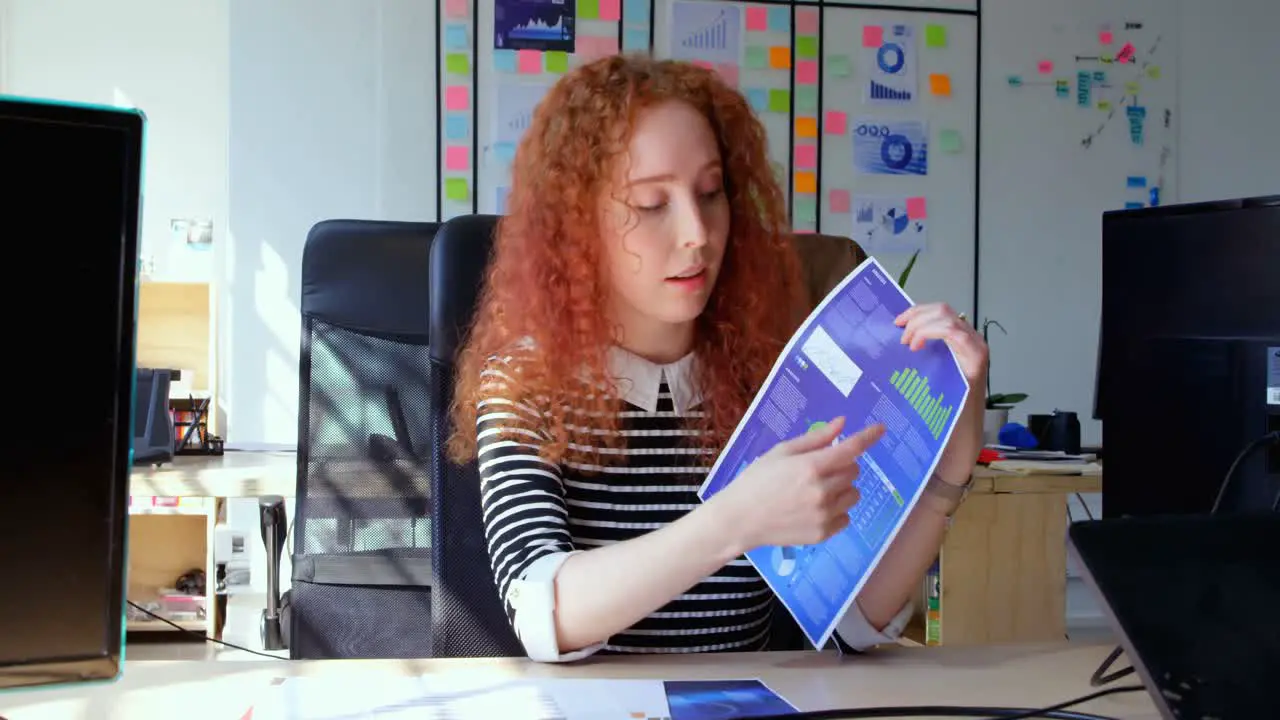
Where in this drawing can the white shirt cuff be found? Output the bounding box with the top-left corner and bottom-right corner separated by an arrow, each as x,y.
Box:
506,550 -> 605,662
834,598 -> 914,651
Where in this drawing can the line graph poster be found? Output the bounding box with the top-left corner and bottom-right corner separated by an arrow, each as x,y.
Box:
852,195 -> 928,254
862,23 -> 917,104
668,0 -> 742,67
853,118 -> 929,176
697,257 -> 969,650
495,0 -> 576,52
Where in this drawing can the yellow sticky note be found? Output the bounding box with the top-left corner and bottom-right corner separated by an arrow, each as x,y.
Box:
1098,100 -> 1112,111
445,177 -> 469,202
544,51 -> 569,74
446,53 -> 470,75
794,171 -> 817,194
795,116 -> 818,138
1125,80 -> 1140,94
1147,65 -> 1161,79
929,73 -> 952,97
769,46 -> 791,70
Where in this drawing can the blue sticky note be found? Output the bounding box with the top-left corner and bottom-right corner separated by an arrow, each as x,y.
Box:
1124,201 -> 1143,209
445,114 -> 468,141
624,0 -> 648,24
767,7 -> 789,33
493,142 -> 517,164
494,49 -> 518,73
745,88 -> 768,112
1126,175 -> 1147,188
445,24 -> 468,50
496,186 -> 511,215
623,27 -> 649,52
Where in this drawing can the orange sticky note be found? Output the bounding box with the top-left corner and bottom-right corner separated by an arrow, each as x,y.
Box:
862,25 -> 883,48
795,116 -> 818,138
445,85 -> 469,111
769,46 -> 791,70
929,73 -> 952,97
829,189 -> 851,213
794,171 -> 817,194
1037,59 -> 1053,74
518,49 -> 542,74
795,144 -> 817,169
824,110 -> 848,135
446,146 -> 469,171
796,60 -> 818,84
906,196 -> 927,219
746,6 -> 768,31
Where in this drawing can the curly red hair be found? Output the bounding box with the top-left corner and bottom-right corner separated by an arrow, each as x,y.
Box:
447,53 -> 804,466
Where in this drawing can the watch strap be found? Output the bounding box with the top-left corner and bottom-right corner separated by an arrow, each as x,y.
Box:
923,471 -> 972,516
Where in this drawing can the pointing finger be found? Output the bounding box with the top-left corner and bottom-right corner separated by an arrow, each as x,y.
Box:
772,416 -> 846,456
810,423 -> 885,473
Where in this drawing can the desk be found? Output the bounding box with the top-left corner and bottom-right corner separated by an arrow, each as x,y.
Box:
0,643 -> 1156,720
130,452 -> 296,498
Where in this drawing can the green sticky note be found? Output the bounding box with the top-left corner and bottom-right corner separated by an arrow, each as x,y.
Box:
827,54 -> 851,78
796,36 -> 819,59
446,53 -> 470,75
795,195 -> 817,224
1146,65 -> 1161,79
445,177 -> 469,202
578,0 -> 600,20
544,51 -> 569,73
768,88 -> 790,113
746,45 -> 768,70
939,128 -> 962,154
925,24 -> 947,48
796,85 -> 818,113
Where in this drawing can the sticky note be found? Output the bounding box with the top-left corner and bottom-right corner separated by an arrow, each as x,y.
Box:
796,9 -> 819,34
938,128 -> 962,153
1007,75 -> 1023,87
1093,70 -> 1107,82
518,49 -> 542,74
829,189 -> 851,214
795,144 -> 817,169
1099,30 -> 1113,45
446,53 -> 470,75
692,59 -> 713,70
624,27 -> 648,51
1098,100 -> 1112,111
794,171 -> 817,194
598,0 -> 621,21
768,7 -> 790,33
768,88 -> 790,113
1124,201 -> 1143,210
796,60 -> 818,85
795,116 -> 818,138
796,86 -> 818,113
746,6 -> 768,31
1037,59 -> 1053,74
494,142 -> 517,163
444,0 -> 468,19
624,0 -> 647,24
795,195 -> 817,224
445,178 -> 469,202
1116,42 -> 1136,63
906,197 -> 927,219
494,49 -> 518,73
769,46 -> 791,70
746,46 -> 768,70
545,51 -> 569,73
445,85 -> 469,111
445,114 -> 468,140
862,25 -> 883,48
1126,176 -> 1147,188
446,145 -> 470,171
824,110 -> 847,135
446,25 -> 469,50
796,36 -> 818,59
715,63 -> 739,87
746,88 -> 769,112
578,0 -> 600,20
929,73 -> 952,97
925,24 -> 947,48
827,54 -> 851,78
1125,80 -> 1140,94
577,35 -> 619,61
1147,65 -> 1161,79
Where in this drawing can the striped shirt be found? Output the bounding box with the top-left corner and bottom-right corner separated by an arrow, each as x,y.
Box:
476,345 -> 909,661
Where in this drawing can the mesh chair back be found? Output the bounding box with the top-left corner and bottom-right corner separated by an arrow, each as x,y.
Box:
291,219 -> 438,658
427,214 -> 524,657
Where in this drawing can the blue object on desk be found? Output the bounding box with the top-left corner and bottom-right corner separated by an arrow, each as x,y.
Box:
998,422 -> 1040,449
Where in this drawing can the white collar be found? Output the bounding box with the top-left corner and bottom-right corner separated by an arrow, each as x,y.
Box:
605,346 -> 702,414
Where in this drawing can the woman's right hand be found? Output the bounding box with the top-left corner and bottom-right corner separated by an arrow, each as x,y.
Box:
710,417 -> 886,554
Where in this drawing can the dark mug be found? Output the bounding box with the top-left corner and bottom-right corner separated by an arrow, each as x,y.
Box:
1043,410 -> 1081,454
1028,414 -> 1053,446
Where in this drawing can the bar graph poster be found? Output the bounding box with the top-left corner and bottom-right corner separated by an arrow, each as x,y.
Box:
853,118 -> 929,176
668,0 -> 742,67
698,257 -> 969,649
851,195 -> 928,254
491,79 -> 552,153
495,0 -> 576,52
862,23 -> 917,104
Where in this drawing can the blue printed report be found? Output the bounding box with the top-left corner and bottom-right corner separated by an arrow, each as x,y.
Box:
698,257 -> 970,649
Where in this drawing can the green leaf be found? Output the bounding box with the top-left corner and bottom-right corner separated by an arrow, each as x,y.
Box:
897,249 -> 920,288
987,392 -> 1028,407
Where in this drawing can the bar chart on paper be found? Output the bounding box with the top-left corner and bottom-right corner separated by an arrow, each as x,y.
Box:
890,367 -> 954,440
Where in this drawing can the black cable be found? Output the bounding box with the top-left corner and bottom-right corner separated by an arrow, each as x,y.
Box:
1088,645 -> 1134,687
126,600 -> 282,660
1210,430 -> 1280,514
733,684 -> 1143,719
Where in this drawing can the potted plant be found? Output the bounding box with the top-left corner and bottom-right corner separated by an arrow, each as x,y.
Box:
980,319 -> 1027,444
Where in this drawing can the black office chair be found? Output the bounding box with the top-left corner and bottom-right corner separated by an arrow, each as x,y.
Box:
260,218 -> 439,659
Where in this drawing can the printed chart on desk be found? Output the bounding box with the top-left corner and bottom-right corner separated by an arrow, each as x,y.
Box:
699,258 -> 969,648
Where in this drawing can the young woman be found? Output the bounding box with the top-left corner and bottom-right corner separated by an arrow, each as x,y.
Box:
448,55 -> 989,661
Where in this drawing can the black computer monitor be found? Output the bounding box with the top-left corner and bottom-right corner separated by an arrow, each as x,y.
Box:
1100,196 -> 1280,518
0,96 -> 144,690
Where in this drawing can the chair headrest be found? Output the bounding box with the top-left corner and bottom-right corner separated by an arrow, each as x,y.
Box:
429,214 -> 500,364
301,219 -> 439,337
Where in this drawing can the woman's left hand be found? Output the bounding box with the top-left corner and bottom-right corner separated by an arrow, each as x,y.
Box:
894,302 -> 989,486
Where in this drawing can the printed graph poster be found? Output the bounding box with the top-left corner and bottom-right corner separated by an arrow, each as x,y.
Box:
853,118 -> 928,176
862,23 -> 917,104
668,0 -> 743,67
851,195 -> 928,254
491,79 -> 554,214
495,0 -> 576,52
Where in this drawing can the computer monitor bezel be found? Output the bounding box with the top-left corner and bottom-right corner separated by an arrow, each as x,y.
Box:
0,95 -> 144,691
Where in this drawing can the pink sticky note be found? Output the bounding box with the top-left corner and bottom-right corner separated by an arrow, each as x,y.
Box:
1099,30 -> 1113,45
906,197 -> 928,219
446,146 -> 469,171
715,63 -> 739,87
746,6 -> 768,31
796,60 -> 818,85
579,35 -> 619,61
862,25 -> 883,48
824,110 -> 848,135
1117,41 -> 1136,62
445,85 -> 469,111
692,59 -> 713,70
1037,59 -> 1054,74
598,0 -> 621,21
796,9 -> 819,34
829,189 -> 851,214
795,145 -> 817,170
518,49 -> 542,74
444,0 -> 468,19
